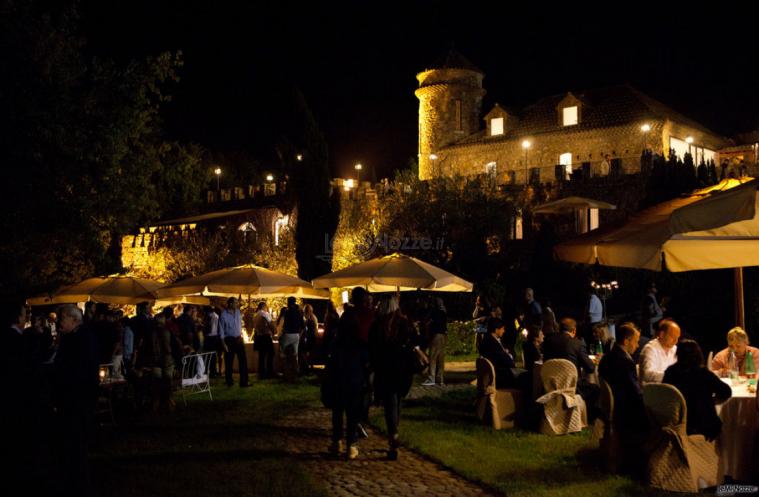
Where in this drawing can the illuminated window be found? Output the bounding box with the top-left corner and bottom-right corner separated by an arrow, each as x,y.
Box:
485,161 -> 497,175
455,100 -> 462,131
670,137 -> 689,160
562,106 -> 578,126
560,152 -> 572,178
514,214 -> 524,240
491,118 -> 504,136
589,208 -> 599,231
703,148 -> 715,164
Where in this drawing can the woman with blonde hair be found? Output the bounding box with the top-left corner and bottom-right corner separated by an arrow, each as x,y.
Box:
711,327 -> 759,376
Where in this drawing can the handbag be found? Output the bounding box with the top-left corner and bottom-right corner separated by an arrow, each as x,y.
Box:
411,346 -> 430,374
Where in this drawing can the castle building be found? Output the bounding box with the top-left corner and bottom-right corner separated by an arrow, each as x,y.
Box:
416,50 -> 732,183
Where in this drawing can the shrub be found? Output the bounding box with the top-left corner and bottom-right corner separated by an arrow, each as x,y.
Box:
447,320 -> 476,356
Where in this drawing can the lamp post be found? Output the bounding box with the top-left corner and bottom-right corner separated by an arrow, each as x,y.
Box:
591,280 -> 619,322
640,123 -> 651,151
521,140 -> 531,186
429,154 -> 438,177
354,163 -> 363,185
214,167 -> 222,191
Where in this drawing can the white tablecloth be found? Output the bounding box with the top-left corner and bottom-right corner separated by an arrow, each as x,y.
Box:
716,380 -> 758,482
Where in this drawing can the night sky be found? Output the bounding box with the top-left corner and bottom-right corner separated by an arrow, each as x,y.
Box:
82,1 -> 759,180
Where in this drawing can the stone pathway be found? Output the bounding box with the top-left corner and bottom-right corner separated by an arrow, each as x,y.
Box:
278,400 -> 500,497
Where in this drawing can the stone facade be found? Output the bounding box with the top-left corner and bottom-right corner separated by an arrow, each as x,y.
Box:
121,205 -> 295,280
416,67 -> 485,180
416,52 -> 731,184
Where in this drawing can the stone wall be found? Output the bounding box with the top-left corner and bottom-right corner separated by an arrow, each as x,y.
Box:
416,68 -> 485,180
433,118 -> 726,185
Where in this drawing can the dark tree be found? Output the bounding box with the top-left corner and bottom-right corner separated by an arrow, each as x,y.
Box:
275,88 -> 339,281
0,1 -> 206,301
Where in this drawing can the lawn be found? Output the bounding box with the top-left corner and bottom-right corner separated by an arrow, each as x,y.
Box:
91,377 -> 329,497
370,374 -> 687,497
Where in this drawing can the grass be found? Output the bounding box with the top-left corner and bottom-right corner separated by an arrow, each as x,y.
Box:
370,377 -> 688,497
91,377 -> 329,497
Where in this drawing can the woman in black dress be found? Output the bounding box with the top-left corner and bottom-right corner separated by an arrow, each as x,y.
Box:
663,339 -> 732,441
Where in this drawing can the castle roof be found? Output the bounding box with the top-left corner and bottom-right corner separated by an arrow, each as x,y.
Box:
424,48 -> 482,73
453,84 -> 726,146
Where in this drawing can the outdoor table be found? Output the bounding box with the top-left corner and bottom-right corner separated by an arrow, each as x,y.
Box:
716,379 -> 758,482
232,340 -> 281,373
98,375 -> 128,425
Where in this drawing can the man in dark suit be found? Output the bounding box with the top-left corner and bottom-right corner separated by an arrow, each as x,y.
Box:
542,317 -> 599,408
479,317 -> 518,389
598,322 -> 648,475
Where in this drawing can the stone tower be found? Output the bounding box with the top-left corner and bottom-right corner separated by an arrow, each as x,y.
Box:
415,50 -> 486,180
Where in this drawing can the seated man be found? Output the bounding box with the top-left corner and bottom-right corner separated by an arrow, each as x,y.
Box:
542,317 -> 599,408
479,317 -> 520,390
711,326 -> 759,376
638,318 -> 680,384
598,322 -> 648,473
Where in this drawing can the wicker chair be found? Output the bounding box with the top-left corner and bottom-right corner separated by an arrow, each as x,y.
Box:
642,383 -> 718,492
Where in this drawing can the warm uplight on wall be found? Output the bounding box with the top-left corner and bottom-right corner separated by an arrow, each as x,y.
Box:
344,178 -> 354,191
429,154 -> 438,160
521,140 -> 531,150
274,215 -> 289,246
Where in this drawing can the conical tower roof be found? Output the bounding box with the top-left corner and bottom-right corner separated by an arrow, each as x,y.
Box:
425,48 -> 481,73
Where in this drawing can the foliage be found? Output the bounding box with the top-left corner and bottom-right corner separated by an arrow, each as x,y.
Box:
446,320 -> 476,356
129,219 -> 297,284
0,2 -> 207,302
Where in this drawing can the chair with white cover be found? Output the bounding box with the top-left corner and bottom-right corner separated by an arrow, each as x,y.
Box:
535,359 -> 587,435
642,383 -> 718,492
180,352 -> 216,405
475,357 -> 522,429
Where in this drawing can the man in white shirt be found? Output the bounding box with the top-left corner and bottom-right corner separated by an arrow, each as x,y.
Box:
639,319 -> 680,384
587,288 -> 603,325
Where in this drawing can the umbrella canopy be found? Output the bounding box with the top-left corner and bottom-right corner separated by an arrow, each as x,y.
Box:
312,253 -> 473,292
555,178 -> 759,272
27,275 -> 163,305
533,196 -> 616,214
155,265 -> 330,299
155,295 -> 212,307
554,177 -> 758,328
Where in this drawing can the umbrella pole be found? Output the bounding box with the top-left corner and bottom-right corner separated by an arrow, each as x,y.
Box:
735,267 -> 745,329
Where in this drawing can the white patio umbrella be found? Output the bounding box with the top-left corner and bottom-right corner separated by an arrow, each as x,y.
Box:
312,253 -> 473,292
555,177 -> 759,326
533,196 -> 616,214
26,275 -> 163,305
155,264 -> 330,299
